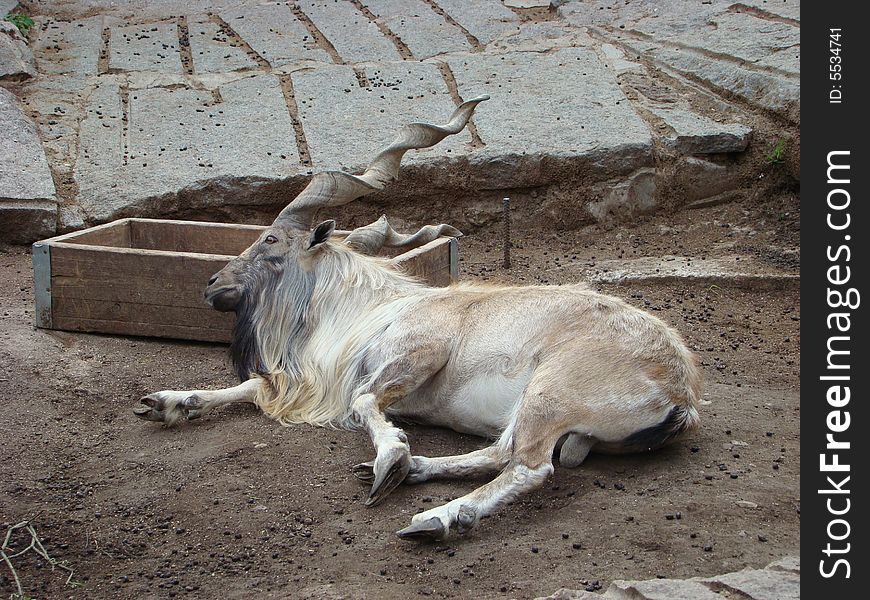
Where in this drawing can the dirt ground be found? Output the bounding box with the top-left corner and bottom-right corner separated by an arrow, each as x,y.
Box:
0,194 -> 799,599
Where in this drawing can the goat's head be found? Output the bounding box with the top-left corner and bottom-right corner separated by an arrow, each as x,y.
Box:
204,95 -> 487,313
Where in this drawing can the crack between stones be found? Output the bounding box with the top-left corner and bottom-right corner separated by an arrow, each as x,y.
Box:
727,3 -> 800,28
422,0 -> 483,52
435,62 -> 484,149
120,81 -> 130,167
177,15 -> 195,76
290,4 -> 345,65
209,14 -> 271,71
348,0 -> 415,60
98,25 -> 111,74
277,74 -> 312,167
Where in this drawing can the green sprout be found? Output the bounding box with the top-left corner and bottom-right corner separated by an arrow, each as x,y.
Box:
4,12 -> 35,36
767,138 -> 787,166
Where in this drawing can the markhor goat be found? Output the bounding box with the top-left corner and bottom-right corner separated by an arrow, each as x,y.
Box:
135,96 -> 702,540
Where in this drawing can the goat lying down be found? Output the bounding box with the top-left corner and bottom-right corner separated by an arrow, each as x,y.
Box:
135,96 -> 702,540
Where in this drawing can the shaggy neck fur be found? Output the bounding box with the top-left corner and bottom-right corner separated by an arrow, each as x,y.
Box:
236,243 -> 425,428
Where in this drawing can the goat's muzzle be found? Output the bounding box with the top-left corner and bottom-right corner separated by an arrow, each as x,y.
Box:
205,273 -> 242,312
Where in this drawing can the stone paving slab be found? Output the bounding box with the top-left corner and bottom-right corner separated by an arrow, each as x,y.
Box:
76,74 -> 300,221
365,0 -> 471,59
187,14 -> 259,73
299,0 -> 402,63
613,35 -> 799,123
109,19 -> 182,73
437,0 -> 520,45
629,11 -> 799,76
32,16 -> 104,76
219,3 -> 331,68
0,87 -> 57,202
447,48 -> 652,186
292,61 -> 468,172
18,75 -> 89,167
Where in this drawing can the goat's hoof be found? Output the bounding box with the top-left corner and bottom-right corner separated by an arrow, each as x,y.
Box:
365,447 -> 411,507
135,392 -> 202,424
135,394 -> 167,421
396,517 -> 446,541
351,461 -> 375,483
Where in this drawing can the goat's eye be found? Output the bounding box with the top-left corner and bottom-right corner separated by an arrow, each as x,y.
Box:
264,235 -> 278,245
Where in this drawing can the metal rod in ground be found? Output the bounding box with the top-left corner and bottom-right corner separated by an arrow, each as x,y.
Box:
503,197 -> 511,269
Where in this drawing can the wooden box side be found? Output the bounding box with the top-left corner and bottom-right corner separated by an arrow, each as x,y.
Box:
128,218 -> 266,255
47,243 -> 236,343
391,237 -> 458,287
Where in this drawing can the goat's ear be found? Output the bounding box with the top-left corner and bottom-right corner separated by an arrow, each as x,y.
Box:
308,220 -> 336,250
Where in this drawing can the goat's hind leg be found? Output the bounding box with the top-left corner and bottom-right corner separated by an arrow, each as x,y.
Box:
135,378 -> 262,425
405,445 -> 509,483
354,444 -> 508,485
396,382 -> 564,541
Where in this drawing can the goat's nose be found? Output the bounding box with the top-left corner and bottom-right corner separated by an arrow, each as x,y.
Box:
208,274 -> 218,286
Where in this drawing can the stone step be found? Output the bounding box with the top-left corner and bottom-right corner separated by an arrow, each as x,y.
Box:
584,255 -> 798,290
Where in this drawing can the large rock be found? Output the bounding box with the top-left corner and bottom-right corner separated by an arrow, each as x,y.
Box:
536,557 -> 801,600
0,87 -> 57,242
587,168 -> 656,222
585,255 -> 799,290
608,578 -> 723,600
1,20 -> 36,80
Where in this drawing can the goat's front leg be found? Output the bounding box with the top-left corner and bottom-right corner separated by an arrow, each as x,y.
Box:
350,342 -> 450,506
350,393 -> 412,506
135,378 -> 262,425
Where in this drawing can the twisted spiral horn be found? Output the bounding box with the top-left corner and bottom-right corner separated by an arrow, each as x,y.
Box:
274,95 -> 489,230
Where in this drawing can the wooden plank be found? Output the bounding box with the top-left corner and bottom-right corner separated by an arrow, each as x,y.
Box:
40,219 -> 132,247
393,237 -> 453,286
129,218 -> 265,255
51,315 -> 233,343
50,243 -> 231,309
52,297 -> 234,331
128,219 -> 352,254
51,279 -> 213,309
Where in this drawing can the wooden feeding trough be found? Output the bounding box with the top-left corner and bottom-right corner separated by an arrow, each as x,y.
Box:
32,218 -> 459,343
